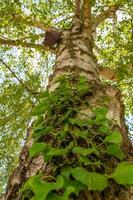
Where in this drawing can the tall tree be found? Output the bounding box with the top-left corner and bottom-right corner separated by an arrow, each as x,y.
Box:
0,0 -> 133,200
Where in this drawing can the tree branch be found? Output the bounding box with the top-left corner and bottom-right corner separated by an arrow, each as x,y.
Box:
0,59 -> 39,96
98,65 -> 117,80
75,0 -> 81,19
12,14 -> 52,31
0,38 -> 55,52
92,4 -> 120,32
0,38 -> 43,49
0,10 -> 51,32
82,0 -> 92,33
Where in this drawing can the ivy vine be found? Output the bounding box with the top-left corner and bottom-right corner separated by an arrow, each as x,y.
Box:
21,75 -> 133,200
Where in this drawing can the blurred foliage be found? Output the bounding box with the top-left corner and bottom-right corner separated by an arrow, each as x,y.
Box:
0,0 -> 132,194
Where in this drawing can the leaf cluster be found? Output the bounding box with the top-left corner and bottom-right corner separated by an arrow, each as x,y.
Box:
21,75 -> 133,200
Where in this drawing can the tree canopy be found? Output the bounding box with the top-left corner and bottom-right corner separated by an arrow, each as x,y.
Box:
0,0 -> 132,193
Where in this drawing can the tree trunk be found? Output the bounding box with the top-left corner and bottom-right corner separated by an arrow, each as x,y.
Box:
4,19 -> 133,200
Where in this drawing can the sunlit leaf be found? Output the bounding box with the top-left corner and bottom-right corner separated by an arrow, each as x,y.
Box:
72,147 -> 99,156
106,144 -> 125,160
29,143 -> 48,157
71,167 -> 108,191
104,131 -> 122,144
112,162 -> 133,185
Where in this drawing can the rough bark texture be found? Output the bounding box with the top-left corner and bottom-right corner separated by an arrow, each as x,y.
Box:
4,5 -> 133,200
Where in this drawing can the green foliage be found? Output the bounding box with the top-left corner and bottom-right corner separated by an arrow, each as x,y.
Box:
31,101 -> 48,116
61,166 -> 85,195
104,131 -> 122,144
95,2 -> 133,115
29,143 -> 48,157
20,75 -> 133,199
46,186 -> 75,200
0,0 -> 132,195
111,162 -> 133,185
22,175 -> 64,200
94,107 -> 108,125
43,143 -> 73,162
30,141 -> 73,162
79,157 -> 102,166
72,147 -> 99,156
71,167 -> 108,191
106,144 -> 125,160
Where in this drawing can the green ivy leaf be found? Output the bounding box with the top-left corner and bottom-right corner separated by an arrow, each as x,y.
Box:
33,116 -> 44,128
69,118 -> 83,127
104,131 -> 122,144
98,124 -> 109,133
31,101 -> 48,116
61,166 -> 85,195
31,197 -> 36,200
37,90 -> 49,99
77,76 -> 91,96
112,162 -> 133,185
58,124 -> 69,139
29,143 -> 48,157
47,186 -> 75,200
79,157 -> 102,166
71,167 -> 108,191
43,142 -> 73,162
47,148 -> 68,157
94,107 -> 108,121
25,175 -> 64,200
94,107 -> 108,126
78,76 -> 88,85
74,130 -> 89,139
33,124 -> 44,133
33,126 -> 53,140
61,166 -> 72,179
60,110 -> 72,122
106,144 -> 125,160
72,147 -> 99,156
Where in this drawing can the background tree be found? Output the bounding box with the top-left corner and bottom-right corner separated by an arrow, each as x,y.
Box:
0,0 -> 133,199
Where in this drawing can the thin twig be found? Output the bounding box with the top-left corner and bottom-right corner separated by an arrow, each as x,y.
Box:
0,38 -> 43,49
0,59 -> 39,96
92,4 -> 121,31
0,38 -> 56,53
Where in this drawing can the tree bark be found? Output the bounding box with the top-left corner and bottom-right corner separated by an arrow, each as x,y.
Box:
4,8 -> 133,200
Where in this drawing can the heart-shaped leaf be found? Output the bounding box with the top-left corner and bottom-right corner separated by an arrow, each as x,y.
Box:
29,143 -> 48,157
104,131 -> 122,144
112,162 -> 133,185
71,167 -> 108,191
106,144 -> 125,160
